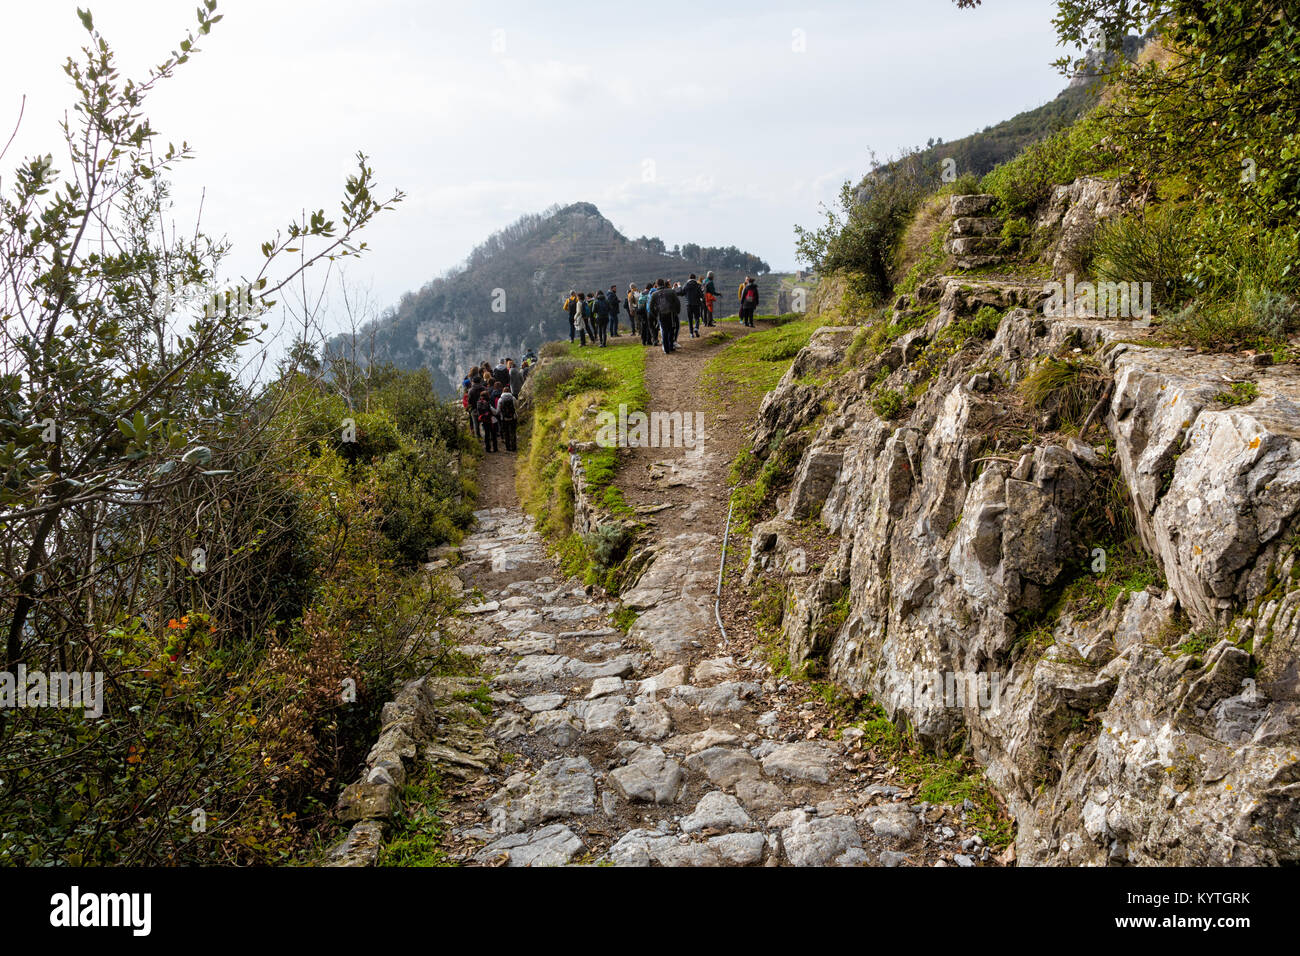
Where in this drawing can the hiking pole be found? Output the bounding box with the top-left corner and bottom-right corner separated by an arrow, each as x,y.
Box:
715,496 -> 735,647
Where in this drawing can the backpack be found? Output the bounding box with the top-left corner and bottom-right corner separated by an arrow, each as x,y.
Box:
743,285 -> 758,305
497,393 -> 516,421
476,399 -> 494,425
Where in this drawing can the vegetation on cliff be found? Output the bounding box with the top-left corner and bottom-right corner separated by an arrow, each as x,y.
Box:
0,4 -> 479,864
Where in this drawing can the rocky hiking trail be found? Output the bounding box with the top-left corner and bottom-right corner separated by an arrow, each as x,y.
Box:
429,328 -> 1004,867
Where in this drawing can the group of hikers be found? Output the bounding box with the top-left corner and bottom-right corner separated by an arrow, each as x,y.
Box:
463,273 -> 765,452
563,273 -> 762,354
461,351 -> 537,453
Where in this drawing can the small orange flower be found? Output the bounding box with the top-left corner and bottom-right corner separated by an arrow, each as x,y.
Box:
167,619 -> 181,630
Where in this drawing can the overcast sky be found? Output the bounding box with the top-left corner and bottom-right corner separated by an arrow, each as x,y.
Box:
1,0 -> 1069,340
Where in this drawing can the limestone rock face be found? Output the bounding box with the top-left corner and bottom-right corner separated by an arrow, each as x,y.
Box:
1035,176 -> 1135,277
749,258 -> 1300,865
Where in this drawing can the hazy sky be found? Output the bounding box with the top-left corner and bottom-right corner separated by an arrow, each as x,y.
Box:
1,0 -> 1070,339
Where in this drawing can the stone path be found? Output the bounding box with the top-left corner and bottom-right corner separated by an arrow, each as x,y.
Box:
441,506 -> 998,867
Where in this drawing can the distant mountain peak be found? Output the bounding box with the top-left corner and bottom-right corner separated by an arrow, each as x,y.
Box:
330,203 -> 773,394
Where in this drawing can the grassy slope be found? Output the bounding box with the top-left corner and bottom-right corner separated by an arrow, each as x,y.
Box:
518,337 -> 648,581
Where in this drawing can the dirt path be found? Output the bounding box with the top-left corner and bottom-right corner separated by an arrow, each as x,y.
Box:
473,439 -> 519,511
617,320 -> 759,540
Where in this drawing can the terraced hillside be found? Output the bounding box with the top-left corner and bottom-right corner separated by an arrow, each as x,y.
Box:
331,202 -> 782,392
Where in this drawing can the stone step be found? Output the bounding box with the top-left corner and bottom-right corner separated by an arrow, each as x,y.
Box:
949,216 -> 1002,237
947,193 -> 999,217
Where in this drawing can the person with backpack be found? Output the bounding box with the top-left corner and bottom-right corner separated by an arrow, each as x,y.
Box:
593,290 -> 610,347
585,292 -> 598,344
496,384 -> 518,452
467,374 -> 487,440
671,281 -> 682,345
651,279 -> 680,354
608,285 -> 622,336
703,271 -> 719,325
493,358 -> 510,386
575,292 -> 590,346
507,358 -> 525,396
740,277 -> 760,327
564,290 -> 579,343
476,393 -> 498,452
638,284 -> 653,346
680,273 -> 705,338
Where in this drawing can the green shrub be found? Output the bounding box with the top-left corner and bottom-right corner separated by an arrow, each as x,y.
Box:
585,522 -> 633,571
1092,204 -> 1197,308
795,150 -> 933,302
1164,292 -> 1299,352
374,441 -> 474,565
872,388 -> 905,420
338,409 -> 403,463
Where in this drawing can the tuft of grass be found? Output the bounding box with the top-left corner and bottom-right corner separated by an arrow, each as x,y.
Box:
377,772 -> 453,867
611,605 -> 638,632
1018,355 -> 1107,426
1214,381 -> 1259,407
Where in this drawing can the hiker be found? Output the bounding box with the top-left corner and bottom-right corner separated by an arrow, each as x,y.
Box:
593,290 -> 610,347
476,393 -> 498,453
493,357 -> 510,386
462,376 -> 478,439
496,384 -> 518,452
651,279 -> 680,354
739,276 -> 760,327
585,292 -> 599,344
638,284 -> 654,346
625,284 -> 639,336
676,280 -> 686,343
608,285 -> 622,336
565,290 -> 579,342
467,374 -> 487,439
508,357 -> 525,396
680,273 -> 705,338
646,280 -> 660,346
703,271 -> 719,325
575,292 -> 590,346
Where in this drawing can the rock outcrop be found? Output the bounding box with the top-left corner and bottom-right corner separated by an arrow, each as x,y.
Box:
748,258 -> 1300,865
